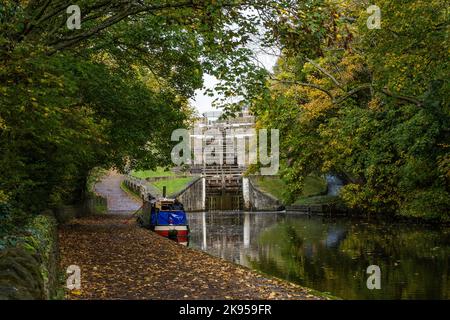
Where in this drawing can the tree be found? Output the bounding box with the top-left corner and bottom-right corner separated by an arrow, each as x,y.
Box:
0,0 -> 279,220
251,0 -> 449,220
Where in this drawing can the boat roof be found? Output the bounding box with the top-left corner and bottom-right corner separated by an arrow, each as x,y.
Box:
152,198 -> 179,209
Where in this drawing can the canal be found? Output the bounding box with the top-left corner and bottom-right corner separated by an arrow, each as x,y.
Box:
187,211 -> 450,299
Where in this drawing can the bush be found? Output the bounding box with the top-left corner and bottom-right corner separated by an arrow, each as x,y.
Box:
400,189 -> 450,222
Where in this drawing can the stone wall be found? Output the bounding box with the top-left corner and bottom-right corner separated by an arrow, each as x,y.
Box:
124,175 -> 161,199
83,194 -> 107,216
0,214 -> 60,300
53,194 -> 107,224
173,177 -> 205,212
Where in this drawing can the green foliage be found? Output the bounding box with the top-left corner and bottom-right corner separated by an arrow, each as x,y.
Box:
21,215 -> 57,257
0,0 -> 278,220
86,168 -> 107,194
294,195 -> 340,206
1,0 -> 448,222
251,0 -> 450,220
252,175 -> 327,204
0,214 -> 59,299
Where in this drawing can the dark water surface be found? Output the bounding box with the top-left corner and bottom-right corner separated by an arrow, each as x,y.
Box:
187,211 -> 450,299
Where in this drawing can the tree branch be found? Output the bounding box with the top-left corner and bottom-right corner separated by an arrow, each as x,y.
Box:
47,1 -> 204,53
305,57 -> 343,89
270,77 -> 334,101
334,84 -> 372,104
271,78 -> 424,108
334,84 -> 424,107
26,0 -> 53,33
381,87 -> 424,106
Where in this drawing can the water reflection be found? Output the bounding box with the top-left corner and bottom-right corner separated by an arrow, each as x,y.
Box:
187,211 -> 450,300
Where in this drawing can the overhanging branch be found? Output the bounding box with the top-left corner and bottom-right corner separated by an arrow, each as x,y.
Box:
381,87 -> 424,106
270,77 -> 334,101
305,58 -> 343,89
271,78 -> 424,108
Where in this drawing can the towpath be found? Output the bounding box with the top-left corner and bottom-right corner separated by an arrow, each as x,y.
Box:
93,170 -> 141,214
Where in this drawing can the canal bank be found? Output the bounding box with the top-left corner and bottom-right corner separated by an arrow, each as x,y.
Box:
58,171 -> 328,300
59,214 -> 327,300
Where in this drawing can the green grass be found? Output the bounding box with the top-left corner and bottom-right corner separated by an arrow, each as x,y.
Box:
130,167 -> 194,196
131,167 -> 175,179
94,202 -> 107,214
294,195 -> 340,205
120,182 -> 142,201
86,167 -> 108,193
152,177 -> 195,196
86,168 -> 108,214
252,175 -> 328,204
253,177 -> 287,201
301,176 -> 328,197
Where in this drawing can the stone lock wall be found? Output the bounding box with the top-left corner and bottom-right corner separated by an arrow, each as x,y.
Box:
173,177 -> 205,212
244,177 -> 283,211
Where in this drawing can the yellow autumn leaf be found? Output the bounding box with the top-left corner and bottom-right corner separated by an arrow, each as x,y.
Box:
71,290 -> 82,296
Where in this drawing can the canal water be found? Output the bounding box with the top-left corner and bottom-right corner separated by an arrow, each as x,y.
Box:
187,211 -> 450,299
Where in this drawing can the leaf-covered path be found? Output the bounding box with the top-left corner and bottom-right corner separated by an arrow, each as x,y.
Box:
59,215 -> 325,300
93,171 -> 141,214
59,173 -> 324,300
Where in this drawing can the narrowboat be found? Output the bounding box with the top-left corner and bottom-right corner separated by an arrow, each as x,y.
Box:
137,196 -> 189,246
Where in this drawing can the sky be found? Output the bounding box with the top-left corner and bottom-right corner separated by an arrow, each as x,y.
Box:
189,51 -> 279,115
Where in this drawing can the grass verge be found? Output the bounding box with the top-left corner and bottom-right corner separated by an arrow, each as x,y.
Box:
152,177 -> 195,196
294,195 -> 340,205
252,175 -> 328,204
130,168 -> 175,179
120,182 -> 142,201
